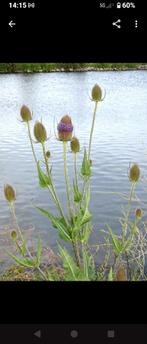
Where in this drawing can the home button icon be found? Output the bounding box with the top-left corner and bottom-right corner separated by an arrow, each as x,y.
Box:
107,330 -> 115,338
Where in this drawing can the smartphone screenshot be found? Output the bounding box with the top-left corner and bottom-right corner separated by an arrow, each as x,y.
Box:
0,0 -> 147,343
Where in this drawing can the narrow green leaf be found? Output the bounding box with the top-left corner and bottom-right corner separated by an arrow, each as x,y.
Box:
81,207 -> 92,226
36,238 -> 42,268
37,207 -> 71,241
74,206 -> 92,233
81,224 -> 91,243
73,180 -> 82,203
82,247 -> 89,279
6,250 -> 34,268
107,225 -> 123,254
58,244 -> 77,281
108,267 -> 113,281
81,148 -> 91,177
37,161 -> 51,188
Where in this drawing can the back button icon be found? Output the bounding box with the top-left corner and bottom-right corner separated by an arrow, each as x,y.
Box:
34,330 -> 42,339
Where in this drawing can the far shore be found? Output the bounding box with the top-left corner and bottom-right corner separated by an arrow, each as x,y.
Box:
0,67 -> 147,74
0,63 -> 147,74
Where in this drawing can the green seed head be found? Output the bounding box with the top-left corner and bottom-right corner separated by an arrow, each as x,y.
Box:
4,184 -> 16,203
11,230 -> 17,241
34,121 -> 47,143
70,137 -> 80,153
129,164 -> 140,182
20,105 -> 32,122
135,208 -> 142,219
46,150 -> 51,159
91,84 -> 102,102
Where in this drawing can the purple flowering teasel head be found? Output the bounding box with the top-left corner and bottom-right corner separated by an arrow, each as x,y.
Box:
57,115 -> 73,141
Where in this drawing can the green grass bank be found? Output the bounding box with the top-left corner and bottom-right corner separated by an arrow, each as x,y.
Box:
0,63 -> 147,73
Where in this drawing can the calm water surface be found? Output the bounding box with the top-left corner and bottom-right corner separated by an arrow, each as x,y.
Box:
0,71 -> 147,267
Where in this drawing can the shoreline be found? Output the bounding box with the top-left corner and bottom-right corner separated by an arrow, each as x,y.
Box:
0,66 -> 147,74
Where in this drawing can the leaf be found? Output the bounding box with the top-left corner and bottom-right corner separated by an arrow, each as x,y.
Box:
6,250 -> 35,268
58,245 -> 78,281
108,267 -> 113,281
15,241 -> 26,256
37,207 -> 71,241
107,225 -> 123,254
36,238 -> 42,268
81,148 -> 91,177
122,226 -> 135,252
81,224 -> 91,243
20,241 -> 27,257
81,207 -> 92,226
73,180 -> 82,203
82,247 -> 89,279
37,161 -> 51,188
74,206 -> 92,232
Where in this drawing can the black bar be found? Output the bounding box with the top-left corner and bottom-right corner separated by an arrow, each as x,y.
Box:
0,324 -> 147,344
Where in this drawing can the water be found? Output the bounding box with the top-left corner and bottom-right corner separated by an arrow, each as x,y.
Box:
0,71 -> 147,267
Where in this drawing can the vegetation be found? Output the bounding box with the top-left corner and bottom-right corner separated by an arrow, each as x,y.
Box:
0,63 -> 147,73
1,83 -> 147,281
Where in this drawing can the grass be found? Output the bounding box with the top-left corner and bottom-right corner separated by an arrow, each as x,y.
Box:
0,63 -> 147,73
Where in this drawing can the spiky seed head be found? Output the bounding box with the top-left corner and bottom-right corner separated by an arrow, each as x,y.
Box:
20,105 -> 32,122
135,208 -> 142,219
4,184 -> 16,203
11,230 -> 17,241
70,137 -> 80,153
91,84 -> 102,102
34,121 -> 47,143
46,150 -> 51,159
129,164 -> 140,183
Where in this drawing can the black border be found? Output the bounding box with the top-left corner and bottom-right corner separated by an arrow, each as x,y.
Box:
0,282 -> 146,323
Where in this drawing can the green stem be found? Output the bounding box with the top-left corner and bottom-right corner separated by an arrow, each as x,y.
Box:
125,252 -> 131,280
42,142 -> 68,225
63,142 -> 81,267
80,177 -> 88,205
10,202 -> 24,243
123,182 -> 136,240
63,141 -> 73,220
74,153 -> 79,189
10,202 -> 47,280
27,123 -> 67,226
27,121 -> 38,165
80,101 -> 98,209
72,239 -> 81,268
88,101 -> 98,160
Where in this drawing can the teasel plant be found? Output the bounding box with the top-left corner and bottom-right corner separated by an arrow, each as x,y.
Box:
9,84 -> 146,281
106,163 -> 145,281
16,84 -> 106,280
4,184 -> 47,280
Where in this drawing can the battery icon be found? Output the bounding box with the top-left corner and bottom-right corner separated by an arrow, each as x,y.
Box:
117,2 -> 121,8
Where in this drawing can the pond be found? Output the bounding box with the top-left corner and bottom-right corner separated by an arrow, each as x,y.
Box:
0,71 -> 147,268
